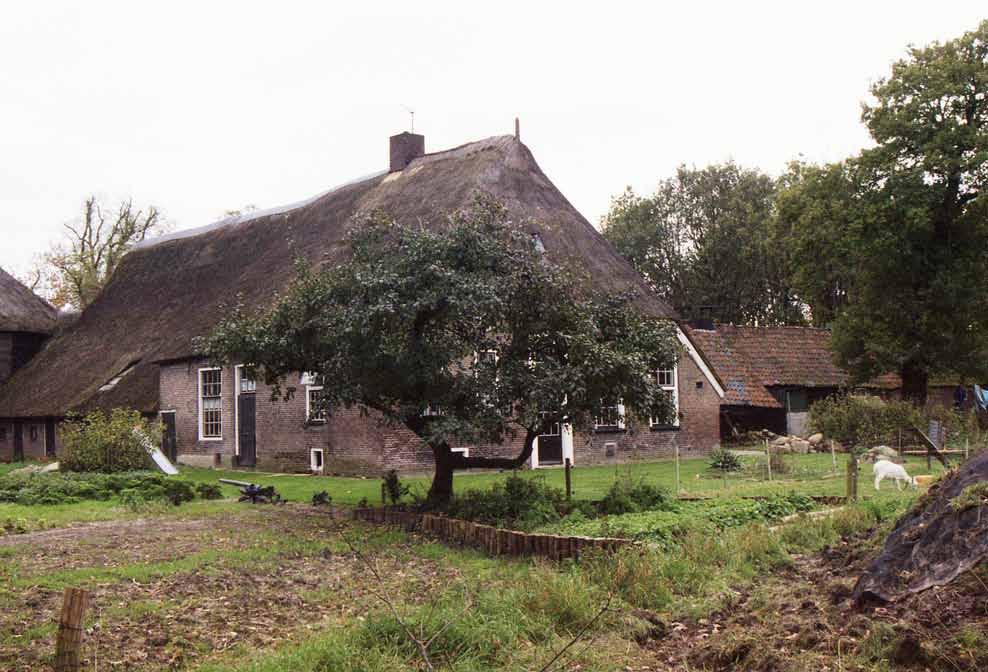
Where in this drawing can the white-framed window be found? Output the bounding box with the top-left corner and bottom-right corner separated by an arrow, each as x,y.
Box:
239,367 -> 257,394
594,400 -> 626,430
310,448 -> 325,472
199,367 -> 223,440
651,366 -> 680,428
450,446 -> 470,458
306,385 -> 327,423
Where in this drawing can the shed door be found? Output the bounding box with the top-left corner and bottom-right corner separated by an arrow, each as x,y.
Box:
238,394 -> 257,467
161,412 -> 177,462
13,422 -> 23,462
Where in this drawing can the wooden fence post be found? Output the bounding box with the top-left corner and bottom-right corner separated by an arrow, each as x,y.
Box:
55,587 -> 90,672
846,454 -> 858,503
830,440 -> 837,473
674,444 -> 681,496
564,458 -> 572,502
765,440 -> 772,482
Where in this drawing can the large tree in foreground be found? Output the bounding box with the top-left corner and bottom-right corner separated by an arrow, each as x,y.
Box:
778,21 -> 988,404
202,196 -> 678,505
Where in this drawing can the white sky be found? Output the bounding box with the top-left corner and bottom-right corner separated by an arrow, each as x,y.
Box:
2,2 -> 985,276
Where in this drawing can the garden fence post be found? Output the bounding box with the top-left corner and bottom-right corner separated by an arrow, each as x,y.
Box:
55,587 -> 90,672
765,440 -> 772,482
831,440 -> 837,473
846,454 -> 858,502
564,458 -> 572,501
674,444 -> 680,496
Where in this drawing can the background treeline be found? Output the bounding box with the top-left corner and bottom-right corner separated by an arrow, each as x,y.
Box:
602,20 -> 988,404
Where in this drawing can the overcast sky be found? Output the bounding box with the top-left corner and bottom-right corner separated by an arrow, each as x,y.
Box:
2,2 -> 985,277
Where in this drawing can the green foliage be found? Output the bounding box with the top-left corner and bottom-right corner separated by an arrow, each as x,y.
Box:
778,21 -> 988,396
598,474 -> 672,515
810,395 -> 920,453
195,483 -> 223,500
381,470 -> 409,505
707,447 -> 743,472
200,194 -> 679,503
602,163 -> 803,325
0,471 -> 198,507
58,408 -> 159,473
550,494 -> 815,542
446,473 -> 565,530
950,482 -> 988,512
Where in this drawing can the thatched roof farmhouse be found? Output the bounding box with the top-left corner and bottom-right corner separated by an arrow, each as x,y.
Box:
1,132 -> 727,470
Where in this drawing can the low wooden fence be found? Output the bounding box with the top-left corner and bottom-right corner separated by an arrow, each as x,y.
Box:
352,507 -> 631,561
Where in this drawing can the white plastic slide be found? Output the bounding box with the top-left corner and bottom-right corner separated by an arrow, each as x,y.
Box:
133,427 -> 179,475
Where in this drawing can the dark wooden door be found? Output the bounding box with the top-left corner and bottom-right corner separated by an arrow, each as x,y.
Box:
538,423 -> 563,465
44,419 -> 56,458
238,394 -> 257,467
161,412 -> 177,462
13,422 -> 23,462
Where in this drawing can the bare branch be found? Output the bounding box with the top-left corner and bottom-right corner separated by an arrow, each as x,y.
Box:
537,594 -> 613,672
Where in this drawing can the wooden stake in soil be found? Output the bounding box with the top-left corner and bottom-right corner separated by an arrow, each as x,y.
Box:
55,587 -> 90,672
831,440 -> 837,473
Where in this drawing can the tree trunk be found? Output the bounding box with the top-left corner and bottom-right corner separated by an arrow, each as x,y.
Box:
424,429 -> 539,508
426,445 -> 456,508
900,360 -> 928,407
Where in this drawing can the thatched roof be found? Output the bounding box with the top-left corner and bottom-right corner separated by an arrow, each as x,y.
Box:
0,135 -> 674,418
0,267 -> 56,334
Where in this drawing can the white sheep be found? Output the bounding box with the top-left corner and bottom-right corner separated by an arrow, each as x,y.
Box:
872,459 -> 917,491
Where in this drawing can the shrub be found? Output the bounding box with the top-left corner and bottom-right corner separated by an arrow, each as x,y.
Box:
599,475 -> 673,515
312,491 -> 332,507
708,448 -> 743,472
810,395 -> 920,454
446,474 -> 564,530
381,470 -> 409,505
0,471 -> 197,506
195,483 -> 224,500
59,409 -> 161,473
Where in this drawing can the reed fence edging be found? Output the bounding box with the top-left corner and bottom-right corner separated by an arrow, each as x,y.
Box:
352,507 -> 632,560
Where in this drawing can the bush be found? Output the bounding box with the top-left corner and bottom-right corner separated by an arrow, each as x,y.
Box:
446,474 -> 564,530
599,475 -> 673,515
381,470 -> 409,505
810,395 -> 919,453
0,471 -> 198,506
59,409 -> 161,473
195,483 -> 224,500
708,448 -> 743,472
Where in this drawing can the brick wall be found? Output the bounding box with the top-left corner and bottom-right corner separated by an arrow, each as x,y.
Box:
158,347 -> 722,476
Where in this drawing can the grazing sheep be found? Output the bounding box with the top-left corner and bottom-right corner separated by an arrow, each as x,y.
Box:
873,459 -> 917,491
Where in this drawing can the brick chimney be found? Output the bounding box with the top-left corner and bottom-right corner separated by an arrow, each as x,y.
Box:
389,132 -> 425,172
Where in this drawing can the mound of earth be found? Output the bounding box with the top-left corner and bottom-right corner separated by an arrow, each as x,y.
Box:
853,452 -> 988,604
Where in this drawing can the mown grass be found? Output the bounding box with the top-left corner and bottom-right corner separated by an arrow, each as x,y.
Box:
180,451 -> 947,506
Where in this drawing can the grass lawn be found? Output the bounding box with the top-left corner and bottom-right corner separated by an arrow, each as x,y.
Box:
178,450 -> 949,506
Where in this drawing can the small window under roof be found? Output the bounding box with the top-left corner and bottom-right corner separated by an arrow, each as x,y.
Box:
99,360 -> 140,392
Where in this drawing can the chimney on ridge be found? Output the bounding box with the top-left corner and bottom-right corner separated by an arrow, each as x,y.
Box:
389,132 -> 425,172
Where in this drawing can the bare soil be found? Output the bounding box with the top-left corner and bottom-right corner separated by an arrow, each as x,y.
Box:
0,506 -> 448,671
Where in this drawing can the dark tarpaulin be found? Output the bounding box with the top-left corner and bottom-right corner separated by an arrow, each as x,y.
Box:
853,452 -> 988,604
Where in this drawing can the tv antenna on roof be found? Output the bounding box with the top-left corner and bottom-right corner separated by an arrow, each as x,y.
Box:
403,105 -> 415,133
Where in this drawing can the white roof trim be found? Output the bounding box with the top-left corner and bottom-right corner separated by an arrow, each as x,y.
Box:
676,326 -> 725,398
132,169 -> 389,252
